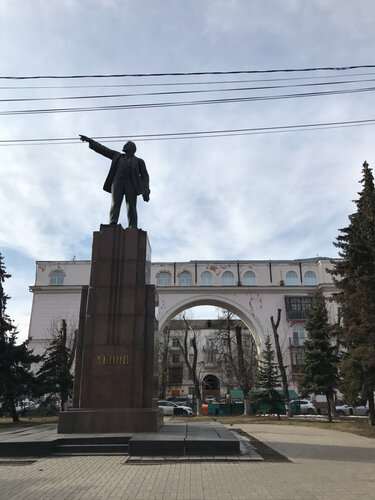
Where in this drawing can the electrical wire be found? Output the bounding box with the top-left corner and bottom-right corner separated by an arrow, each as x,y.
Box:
1,71 -> 375,90
1,64 -> 375,80
1,77 -> 375,103
1,118 -> 375,146
1,85 -> 375,116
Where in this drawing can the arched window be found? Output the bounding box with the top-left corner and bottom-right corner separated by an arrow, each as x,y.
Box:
291,325 -> 306,346
200,271 -> 213,286
157,271 -> 171,286
178,271 -> 192,286
304,270 -> 317,285
222,271 -> 234,286
285,270 -> 299,286
243,270 -> 256,285
50,270 -> 64,285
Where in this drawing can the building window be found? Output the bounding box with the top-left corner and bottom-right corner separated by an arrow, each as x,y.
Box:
285,270 -> 299,286
293,351 -> 305,365
222,271 -> 234,286
171,338 -> 179,347
188,386 -> 195,395
172,354 -> 180,363
200,271 -> 213,286
243,270 -> 256,285
168,366 -> 183,383
285,296 -> 314,320
188,354 -> 194,363
157,271 -> 171,286
50,270 -> 64,285
291,325 -> 306,346
178,271 -> 192,286
304,270 -> 317,285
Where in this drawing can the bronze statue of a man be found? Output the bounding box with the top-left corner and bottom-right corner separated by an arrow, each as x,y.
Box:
80,135 -> 150,228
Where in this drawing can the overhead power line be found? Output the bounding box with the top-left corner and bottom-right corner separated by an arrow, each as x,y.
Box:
1,64 -> 375,80
1,118 -> 375,146
1,72 -> 375,90
1,77 -> 375,103
2,85 -> 375,116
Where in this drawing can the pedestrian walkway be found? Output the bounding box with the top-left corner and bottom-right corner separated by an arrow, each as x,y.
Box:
0,423 -> 374,499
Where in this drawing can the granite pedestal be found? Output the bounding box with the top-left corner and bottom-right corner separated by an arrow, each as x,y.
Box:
58,225 -> 161,433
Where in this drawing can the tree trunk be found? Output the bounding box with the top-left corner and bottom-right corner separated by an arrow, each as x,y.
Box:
271,309 -> 292,417
368,391 -> 375,426
325,391 -> 333,422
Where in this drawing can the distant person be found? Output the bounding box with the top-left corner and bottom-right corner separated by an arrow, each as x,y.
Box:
79,135 -> 150,228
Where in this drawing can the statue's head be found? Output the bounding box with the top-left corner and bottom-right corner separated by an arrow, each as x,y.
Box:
122,141 -> 137,155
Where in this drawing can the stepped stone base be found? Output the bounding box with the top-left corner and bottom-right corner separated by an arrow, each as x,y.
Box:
58,408 -> 162,434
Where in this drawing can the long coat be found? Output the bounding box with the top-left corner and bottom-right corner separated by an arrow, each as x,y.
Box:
89,140 -> 150,195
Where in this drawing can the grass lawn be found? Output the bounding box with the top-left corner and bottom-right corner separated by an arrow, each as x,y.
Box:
176,415 -> 375,439
1,414 -> 374,440
0,416 -> 58,428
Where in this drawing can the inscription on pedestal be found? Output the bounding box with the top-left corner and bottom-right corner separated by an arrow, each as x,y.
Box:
96,354 -> 129,365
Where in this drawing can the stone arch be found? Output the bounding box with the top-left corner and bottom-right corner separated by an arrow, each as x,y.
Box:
157,294 -> 266,352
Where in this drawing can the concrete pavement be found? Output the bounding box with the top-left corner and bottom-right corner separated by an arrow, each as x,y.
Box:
0,422 -> 374,499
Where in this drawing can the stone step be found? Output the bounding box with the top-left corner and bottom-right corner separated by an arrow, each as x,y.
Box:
54,443 -> 129,455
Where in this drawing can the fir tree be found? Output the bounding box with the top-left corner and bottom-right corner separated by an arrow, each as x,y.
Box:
299,292 -> 339,422
36,319 -> 75,411
255,335 -> 284,419
0,254 -> 40,422
329,162 -> 375,425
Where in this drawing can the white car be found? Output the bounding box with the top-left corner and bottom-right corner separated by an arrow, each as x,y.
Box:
291,399 -> 317,415
335,404 -> 353,416
158,400 -> 193,416
353,402 -> 369,416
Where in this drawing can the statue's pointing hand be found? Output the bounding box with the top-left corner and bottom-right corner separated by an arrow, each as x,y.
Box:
79,134 -> 91,143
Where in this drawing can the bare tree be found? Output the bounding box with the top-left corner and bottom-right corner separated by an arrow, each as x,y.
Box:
215,310 -> 258,414
270,309 -> 292,417
177,314 -> 203,415
158,325 -> 170,399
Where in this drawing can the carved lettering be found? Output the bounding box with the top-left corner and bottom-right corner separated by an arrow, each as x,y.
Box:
96,354 -> 129,365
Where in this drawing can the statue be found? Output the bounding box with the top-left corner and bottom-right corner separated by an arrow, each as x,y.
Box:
79,135 -> 150,228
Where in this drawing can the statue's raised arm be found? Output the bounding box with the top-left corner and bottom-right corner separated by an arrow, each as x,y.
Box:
80,135 -> 150,228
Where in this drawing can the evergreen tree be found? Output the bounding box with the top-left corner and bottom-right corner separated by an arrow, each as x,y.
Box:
36,319 -> 75,412
254,335 -> 284,419
0,254 -> 40,422
299,292 -> 339,422
329,162 -> 375,425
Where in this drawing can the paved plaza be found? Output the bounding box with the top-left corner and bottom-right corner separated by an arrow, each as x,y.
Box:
0,423 -> 374,499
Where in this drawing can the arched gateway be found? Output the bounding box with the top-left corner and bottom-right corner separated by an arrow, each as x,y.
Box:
157,293 -> 266,352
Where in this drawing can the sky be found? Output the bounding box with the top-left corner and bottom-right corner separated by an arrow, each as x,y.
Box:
1,0 -> 375,343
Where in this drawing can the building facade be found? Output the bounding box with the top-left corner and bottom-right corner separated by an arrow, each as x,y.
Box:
28,257 -> 338,392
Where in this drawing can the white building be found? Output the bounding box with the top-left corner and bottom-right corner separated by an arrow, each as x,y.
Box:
28,257 -> 338,391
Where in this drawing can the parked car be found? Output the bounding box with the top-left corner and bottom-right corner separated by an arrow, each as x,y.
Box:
158,400 -> 193,416
353,401 -> 369,416
335,404 -> 353,416
291,399 -> 317,415
167,397 -> 190,407
204,396 -> 216,403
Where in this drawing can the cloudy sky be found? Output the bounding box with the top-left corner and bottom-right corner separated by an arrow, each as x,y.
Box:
1,0 -> 375,342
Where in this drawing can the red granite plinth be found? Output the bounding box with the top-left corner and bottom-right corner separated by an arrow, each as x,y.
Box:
58,225 -> 162,433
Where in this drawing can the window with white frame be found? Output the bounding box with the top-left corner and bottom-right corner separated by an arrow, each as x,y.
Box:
243,270 -> 256,285
200,271 -> 213,286
50,270 -> 64,285
285,270 -> 299,286
157,271 -> 171,286
304,270 -> 317,285
171,338 -> 179,347
291,325 -> 306,346
222,270 -> 234,285
178,271 -> 192,286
